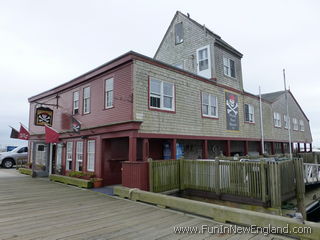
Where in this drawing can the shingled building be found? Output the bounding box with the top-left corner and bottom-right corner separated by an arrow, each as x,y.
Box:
27,11 -> 312,189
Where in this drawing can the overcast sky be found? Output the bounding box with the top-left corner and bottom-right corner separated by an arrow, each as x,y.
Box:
1,0 -> 319,148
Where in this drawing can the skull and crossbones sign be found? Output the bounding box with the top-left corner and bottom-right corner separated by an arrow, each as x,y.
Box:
226,94 -> 238,115
38,114 -> 51,123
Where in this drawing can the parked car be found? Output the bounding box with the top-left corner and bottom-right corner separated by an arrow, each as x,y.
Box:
0,146 -> 28,168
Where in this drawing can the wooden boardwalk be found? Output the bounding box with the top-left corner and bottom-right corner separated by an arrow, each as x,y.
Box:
0,169 -> 293,240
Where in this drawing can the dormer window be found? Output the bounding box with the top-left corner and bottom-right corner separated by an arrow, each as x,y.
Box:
223,57 -> 236,78
175,22 -> 183,44
196,45 -> 211,78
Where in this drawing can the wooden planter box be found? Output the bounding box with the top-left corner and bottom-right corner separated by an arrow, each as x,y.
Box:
18,168 -> 32,176
49,174 -> 93,189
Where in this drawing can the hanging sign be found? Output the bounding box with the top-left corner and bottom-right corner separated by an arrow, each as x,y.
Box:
225,92 -> 239,131
35,107 -> 53,126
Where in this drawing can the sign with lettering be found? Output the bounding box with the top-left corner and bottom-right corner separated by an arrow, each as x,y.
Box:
35,107 -> 53,126
225,92 -> 239,131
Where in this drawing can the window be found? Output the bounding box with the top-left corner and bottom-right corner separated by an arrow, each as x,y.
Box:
299,120 -> 304,131
73,91 -> 79,114
196,45 -> 211,78
244,104 -> 254,123
149,78 -> 174,111
284,115 -> 290,129
66,142 -> 73,171
105,78 -> 114,108
87,140 -> 95,171
83,87 -> 90,114
223,57 -> 236,78
76,141 -> 83,171
202,92 -> 218,118
292,118 -> 298,130
175,22 -> 184,44
56,144 -> 62,170
273,112 -> 281,127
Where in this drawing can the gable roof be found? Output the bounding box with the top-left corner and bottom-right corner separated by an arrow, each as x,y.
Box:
154,11 -> 243,59
261,91 -> 285,102
261,90 -> 309,121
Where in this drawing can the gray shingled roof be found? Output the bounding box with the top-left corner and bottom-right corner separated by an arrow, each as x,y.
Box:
260,91 -> 285,102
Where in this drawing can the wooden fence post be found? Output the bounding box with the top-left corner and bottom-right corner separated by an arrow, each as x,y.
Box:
179,159 -> 184,190
148,159 -> 153,192
214,160 -> 220,197
260,161 -> 267,203
293,158 -> 306,219
269,162 -> 282,210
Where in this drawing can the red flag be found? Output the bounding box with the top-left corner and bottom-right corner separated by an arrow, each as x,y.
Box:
45,125 -> 59,143
18,125 -> 30,140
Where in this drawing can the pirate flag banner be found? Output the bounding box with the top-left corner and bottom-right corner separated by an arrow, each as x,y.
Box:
225,92 -> 239,131
35,107 -> 53,126
9,126 -> 19,139
18,124 -> 30,140
71,116 -> 81,134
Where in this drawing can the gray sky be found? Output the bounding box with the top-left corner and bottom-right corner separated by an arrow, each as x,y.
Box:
1,0 -> 319,148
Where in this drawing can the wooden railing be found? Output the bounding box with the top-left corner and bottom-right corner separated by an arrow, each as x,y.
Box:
148,159 -> 180,193
304,163 -> 320,185
149,158 -> 304,208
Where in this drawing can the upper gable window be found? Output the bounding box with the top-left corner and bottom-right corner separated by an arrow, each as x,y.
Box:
284,115 -> 290,129
175,22 -> 183,44
273,112 -> 281,127
196,45 -> 211,78
299,120 -> 304,131
223,57 -> 236,78
293,118 -> 298,130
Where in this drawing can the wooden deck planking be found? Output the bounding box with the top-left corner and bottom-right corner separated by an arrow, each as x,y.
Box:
0,171 -> 294,240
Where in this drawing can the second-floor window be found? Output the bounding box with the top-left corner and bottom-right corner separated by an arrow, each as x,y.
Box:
284,115 -> 290,129
299,120 -> 304,131
202,92 -> 218,118
196,45 -> 211,78
244,104 -> 254,123
274,112 -> 281,127
73,91 -> 79,114
293,118 -> 298,130
83,87 -> 90,114
105,78 -> 114,108
149,78 -> 174,111
175,22 -> 183,44
223,57 -> 236,78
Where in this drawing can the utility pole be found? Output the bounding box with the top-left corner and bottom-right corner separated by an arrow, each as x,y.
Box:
283,69 -> 293,159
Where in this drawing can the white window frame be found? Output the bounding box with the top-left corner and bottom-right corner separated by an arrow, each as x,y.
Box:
196,45 -> 211,78
56,143 -> 63,170
83,87 -> 90,114
292,118 -> 298,131
105,78 -> 114,108
87,140 -> 95,172
223,57 -> 236,78
174,22 -> 183,44
149,78 -> 175,111
244,104 -> 255,123
66,142 -> 73,171
284,115 -> 290,129
202,92 -> 218,118
73,91 -> 79,115
273,112 -> 281,127
299,120 -> 305,131
75,141 -> 83,171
